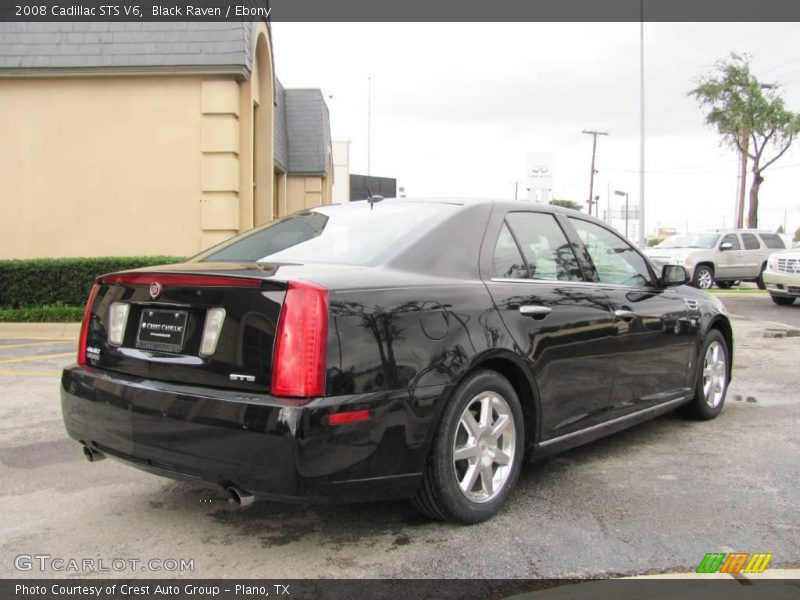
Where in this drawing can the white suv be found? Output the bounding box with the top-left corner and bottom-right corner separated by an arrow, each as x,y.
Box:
763,249 -> 800,305
645,229 -> 786,289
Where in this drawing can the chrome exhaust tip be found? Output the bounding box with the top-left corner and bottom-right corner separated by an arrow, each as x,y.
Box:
82,446 -> 105,462
226,486 -> 255,508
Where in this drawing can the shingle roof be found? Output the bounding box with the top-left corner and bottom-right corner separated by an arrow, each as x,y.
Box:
283,89 -> 331,175
0,23 -> 255,75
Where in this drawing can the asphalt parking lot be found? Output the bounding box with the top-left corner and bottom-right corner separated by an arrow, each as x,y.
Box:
1,312 -> 798,579
719,294 -> 800,329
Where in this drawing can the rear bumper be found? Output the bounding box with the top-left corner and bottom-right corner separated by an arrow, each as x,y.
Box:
763,270 -> 800,296
61,365 -> 439,503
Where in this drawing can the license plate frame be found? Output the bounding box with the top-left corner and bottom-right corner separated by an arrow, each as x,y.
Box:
135,308 -> 189,353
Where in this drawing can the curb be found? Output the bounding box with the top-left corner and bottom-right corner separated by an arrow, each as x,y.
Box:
0,322 -> 81,340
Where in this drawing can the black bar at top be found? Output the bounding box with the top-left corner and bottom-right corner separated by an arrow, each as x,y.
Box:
1,0 -> 800,22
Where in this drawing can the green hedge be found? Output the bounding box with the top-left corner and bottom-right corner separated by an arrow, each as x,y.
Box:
0,256 -> 185,309
0,304 -> 86,322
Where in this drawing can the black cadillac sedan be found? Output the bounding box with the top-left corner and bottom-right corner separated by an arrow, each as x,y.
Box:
61,199 -> 732,523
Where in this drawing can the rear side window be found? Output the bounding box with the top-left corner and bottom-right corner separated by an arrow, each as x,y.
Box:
720,233 -> 741,250
492,224 -> 529,279
500,212 -> 583,281
741,233 -> 760,250
759,233 -> 786,249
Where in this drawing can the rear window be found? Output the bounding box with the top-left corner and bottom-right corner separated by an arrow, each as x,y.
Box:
196,202 -> 459,265
759,233 -> 786,249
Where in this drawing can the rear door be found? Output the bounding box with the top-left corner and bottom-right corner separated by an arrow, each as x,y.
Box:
483,210 -> 617,441
740,232 -> 765,277
566,217 -> 692,417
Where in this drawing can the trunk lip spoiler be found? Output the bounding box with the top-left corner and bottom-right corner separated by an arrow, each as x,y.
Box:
101,273 -> 265,288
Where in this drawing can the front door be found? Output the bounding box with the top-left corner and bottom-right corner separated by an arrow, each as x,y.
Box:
567,218 -> 692,417
484,211 -> 616,441
717,233 -> 744,279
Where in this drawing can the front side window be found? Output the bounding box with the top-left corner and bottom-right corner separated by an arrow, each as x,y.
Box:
569,218 -> 653,288
720,234 -> 741,250
503,212 -> 583,281
741,233 -> 760,250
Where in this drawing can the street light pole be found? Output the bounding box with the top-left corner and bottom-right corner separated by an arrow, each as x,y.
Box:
583,129 -> 608,216
639,1 -> 646,247
367,76 -> 372,176
615,190 -> 630,238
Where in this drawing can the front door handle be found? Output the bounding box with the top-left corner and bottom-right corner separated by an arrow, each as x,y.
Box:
614,309 -> 637,321
519,305 -> 552,319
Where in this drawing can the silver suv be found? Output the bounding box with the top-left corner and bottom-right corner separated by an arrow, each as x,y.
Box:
644,229 -> 786,289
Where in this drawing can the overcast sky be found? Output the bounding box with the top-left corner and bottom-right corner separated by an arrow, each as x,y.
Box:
272,23 -> 800,238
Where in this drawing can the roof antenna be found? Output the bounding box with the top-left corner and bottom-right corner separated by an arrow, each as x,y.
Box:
365,183 -> 384,211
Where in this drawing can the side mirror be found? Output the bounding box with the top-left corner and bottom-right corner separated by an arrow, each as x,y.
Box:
662,264 -> 688,287
720,242 -> 733,251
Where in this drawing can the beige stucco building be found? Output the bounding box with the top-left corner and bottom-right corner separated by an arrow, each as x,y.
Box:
0,23 -> 332,259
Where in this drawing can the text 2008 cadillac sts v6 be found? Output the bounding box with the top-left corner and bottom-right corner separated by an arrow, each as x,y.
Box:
62,199 -> 733,523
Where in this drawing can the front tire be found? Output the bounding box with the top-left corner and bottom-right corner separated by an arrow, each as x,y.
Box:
692,265 -> 715,290
679,330 -> 729,420
414,370 -> 524,524
770,294 -> 796,306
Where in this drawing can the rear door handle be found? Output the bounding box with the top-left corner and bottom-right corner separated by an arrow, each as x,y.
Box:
519,305 -> 552,319
614,309 -> 637,321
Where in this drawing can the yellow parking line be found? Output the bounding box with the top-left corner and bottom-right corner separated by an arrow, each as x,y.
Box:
0,370 -> 62,377
0,340 -> 75,350
0,352 -> 74,365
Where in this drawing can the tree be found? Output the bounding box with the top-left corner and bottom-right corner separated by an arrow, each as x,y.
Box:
550,199 -> 582,211
795,226 -> 800,244
689,53 -> 800,228
777,224 -> 785,234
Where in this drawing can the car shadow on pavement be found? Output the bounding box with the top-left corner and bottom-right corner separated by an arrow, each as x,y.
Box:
133,410 -> 690,549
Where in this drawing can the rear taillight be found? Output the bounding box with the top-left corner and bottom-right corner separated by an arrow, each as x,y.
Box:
77,283 -> 100,366
271,280 -> 329,398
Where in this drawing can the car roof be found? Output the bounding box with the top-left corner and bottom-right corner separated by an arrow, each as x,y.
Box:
706,229 -> 778,234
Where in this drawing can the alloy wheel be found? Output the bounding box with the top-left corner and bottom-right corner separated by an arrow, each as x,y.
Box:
697,268 -> 713,289
703,340 -> 727,408
452,391 -> 516,504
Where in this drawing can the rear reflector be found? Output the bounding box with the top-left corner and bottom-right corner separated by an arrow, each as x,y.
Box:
107,302 -> 130,346
199,308 -> 226,356
328,410 -> 370,425
102,273 -> 263,288
271,280 -> 329,398
77,283 -> 100,366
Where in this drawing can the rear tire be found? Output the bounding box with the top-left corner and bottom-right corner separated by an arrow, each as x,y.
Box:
678,330 -> 729,421
413,370 -> 524,524
770,294 -> 796,306
692,265 -> 715,290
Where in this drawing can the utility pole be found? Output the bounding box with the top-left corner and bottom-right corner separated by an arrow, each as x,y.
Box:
367,76 -> 372,176
583,129 -> 608,217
